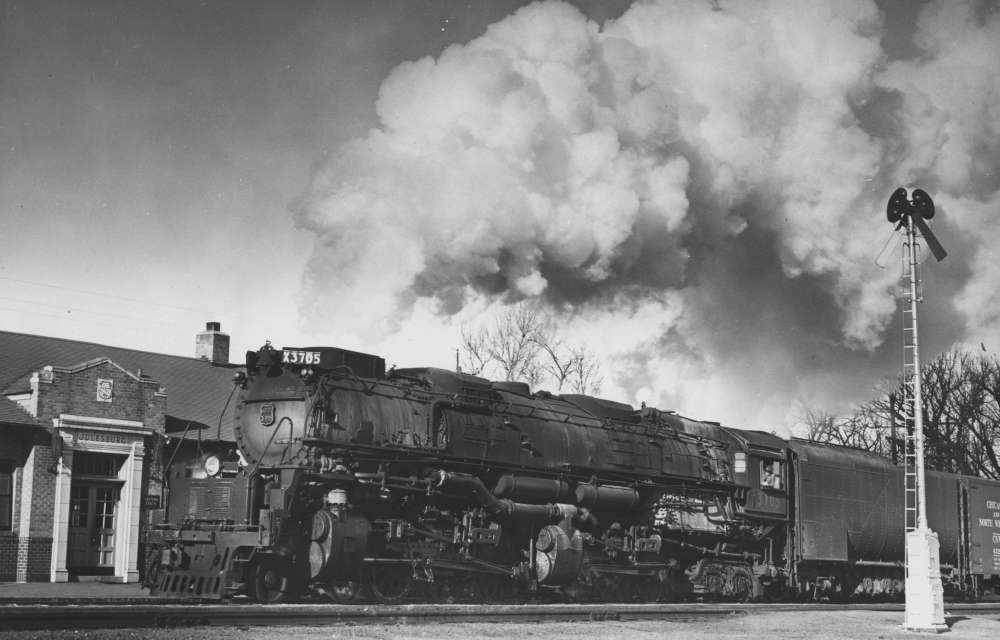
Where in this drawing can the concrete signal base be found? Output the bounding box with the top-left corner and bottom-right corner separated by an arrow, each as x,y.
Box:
904,528 -> 949,633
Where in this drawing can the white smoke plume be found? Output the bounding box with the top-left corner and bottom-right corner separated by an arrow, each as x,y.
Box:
294,0 -> 1000,431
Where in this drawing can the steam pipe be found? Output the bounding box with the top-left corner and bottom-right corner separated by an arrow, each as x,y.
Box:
432,471 -> 573,525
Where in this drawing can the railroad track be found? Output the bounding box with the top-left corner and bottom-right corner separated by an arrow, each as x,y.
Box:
2,601 -> 1000,631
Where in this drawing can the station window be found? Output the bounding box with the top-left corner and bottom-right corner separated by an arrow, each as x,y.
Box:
761,460 -> 782,490
0,461 -> 12,531
74,452 -> 123,477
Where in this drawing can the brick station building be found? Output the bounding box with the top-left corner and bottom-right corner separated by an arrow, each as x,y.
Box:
0,324 -> 239,583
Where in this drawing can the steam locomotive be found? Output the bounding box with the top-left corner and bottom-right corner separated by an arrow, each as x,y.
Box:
143,343 -> 1000,603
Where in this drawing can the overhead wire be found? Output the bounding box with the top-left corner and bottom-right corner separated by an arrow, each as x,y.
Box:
0,275 -> 228,346
0,276 -> 221,314
0,296 -> 182,328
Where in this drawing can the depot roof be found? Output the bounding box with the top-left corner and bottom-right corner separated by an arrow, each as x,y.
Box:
0,330 -> 240,440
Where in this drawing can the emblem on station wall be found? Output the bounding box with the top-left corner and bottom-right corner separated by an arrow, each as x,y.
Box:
96,378 -> 114,403
260,403 -> 275,427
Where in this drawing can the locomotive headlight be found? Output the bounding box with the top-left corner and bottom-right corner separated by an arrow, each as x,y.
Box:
300,367 -> 315,382
232,371 -> 247,387
203,455 -> 221,477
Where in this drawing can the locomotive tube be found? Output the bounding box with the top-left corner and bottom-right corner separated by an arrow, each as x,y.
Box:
574,483 -> 641,513
493,474 -> 574,503
434,470 -> 575,525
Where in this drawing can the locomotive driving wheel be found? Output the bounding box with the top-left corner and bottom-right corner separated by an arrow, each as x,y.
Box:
474,574 -> 516,604
633,576 -> 662,603
727,567 -> 754,602
591,574 -> 625,602
702,567 -> 726,601
428,574 -> 478,603
253,556 -> 293,603
369,564 -> 413,603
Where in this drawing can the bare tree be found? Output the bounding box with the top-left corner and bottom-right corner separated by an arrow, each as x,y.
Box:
459,325 -> 491,376
797,401 -> 891,454
485,303 -> 547,384
797,405 -> 842,443
458,302 -> 603,395
568,345 -> 602,395
801,348 -> 1000,480
964,354 -> 1000,477
535,337 -> 575,391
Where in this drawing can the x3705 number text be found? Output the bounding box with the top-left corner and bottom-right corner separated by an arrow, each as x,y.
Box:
283,350 -> 321,365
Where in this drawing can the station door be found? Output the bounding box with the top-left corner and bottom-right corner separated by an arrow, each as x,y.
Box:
68,482 -> 119,574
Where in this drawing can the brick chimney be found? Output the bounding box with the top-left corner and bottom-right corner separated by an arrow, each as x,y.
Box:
196,321 -> 230,364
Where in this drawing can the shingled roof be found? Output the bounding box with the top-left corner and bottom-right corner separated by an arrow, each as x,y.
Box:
0,330 -> 241,441
0,394 -> 36,427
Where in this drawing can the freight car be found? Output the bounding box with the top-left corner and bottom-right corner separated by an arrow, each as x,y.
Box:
142,342 -> 1000,602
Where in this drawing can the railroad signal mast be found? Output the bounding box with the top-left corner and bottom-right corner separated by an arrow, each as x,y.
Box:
886,187 -> 948,633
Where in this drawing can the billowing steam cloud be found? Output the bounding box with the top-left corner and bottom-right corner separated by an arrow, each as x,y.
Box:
294,0 -> 1000,431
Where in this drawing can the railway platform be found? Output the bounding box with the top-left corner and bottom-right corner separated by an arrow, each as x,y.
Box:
0,580 -> 157,604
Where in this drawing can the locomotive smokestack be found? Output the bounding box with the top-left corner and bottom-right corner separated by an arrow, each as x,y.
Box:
196,321 -> 230,365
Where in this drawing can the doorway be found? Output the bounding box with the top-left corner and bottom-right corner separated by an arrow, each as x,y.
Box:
67,451 -> 125,577
68,482 -> 119,574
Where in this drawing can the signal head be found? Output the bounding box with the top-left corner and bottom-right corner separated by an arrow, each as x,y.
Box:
911,188 -> 935,219
887,187 -> 909,223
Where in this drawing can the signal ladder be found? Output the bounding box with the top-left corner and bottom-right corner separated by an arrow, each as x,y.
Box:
901,268 -> 918,533
900,236 -> 922,548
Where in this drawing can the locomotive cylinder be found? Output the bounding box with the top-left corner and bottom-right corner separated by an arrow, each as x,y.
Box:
575,483 -> 640,512
308,508 -> 371,581
535,524 -> 583,585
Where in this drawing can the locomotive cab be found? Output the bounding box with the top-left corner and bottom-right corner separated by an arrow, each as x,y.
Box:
723,429 -> 788,519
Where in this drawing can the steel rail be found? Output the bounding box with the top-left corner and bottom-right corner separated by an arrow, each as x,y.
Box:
2,601 -> 1000,631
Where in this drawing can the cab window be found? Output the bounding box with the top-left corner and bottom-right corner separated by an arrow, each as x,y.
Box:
760,460 -> 782,490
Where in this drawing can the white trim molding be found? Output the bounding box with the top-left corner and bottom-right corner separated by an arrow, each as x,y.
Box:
49,414 -> 150,583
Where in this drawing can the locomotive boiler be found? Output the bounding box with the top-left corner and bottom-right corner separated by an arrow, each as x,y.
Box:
144,343 -> 788,602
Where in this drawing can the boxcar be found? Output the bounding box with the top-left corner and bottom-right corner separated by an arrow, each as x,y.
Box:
960,476 -> 1000,594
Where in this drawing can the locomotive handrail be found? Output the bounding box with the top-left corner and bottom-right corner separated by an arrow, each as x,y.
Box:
215,382 -> 239,441
247,415 -> 293,476
163,420 -> 197,472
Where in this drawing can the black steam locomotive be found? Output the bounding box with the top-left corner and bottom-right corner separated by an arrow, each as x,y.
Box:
143,343 -> 1000,602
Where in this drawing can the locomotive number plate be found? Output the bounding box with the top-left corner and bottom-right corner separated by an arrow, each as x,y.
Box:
283,349 -> 321,365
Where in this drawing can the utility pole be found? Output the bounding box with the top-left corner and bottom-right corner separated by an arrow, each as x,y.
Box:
887,187 -> 948,633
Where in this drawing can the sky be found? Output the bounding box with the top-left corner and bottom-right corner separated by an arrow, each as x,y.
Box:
1,0 -> 998,434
